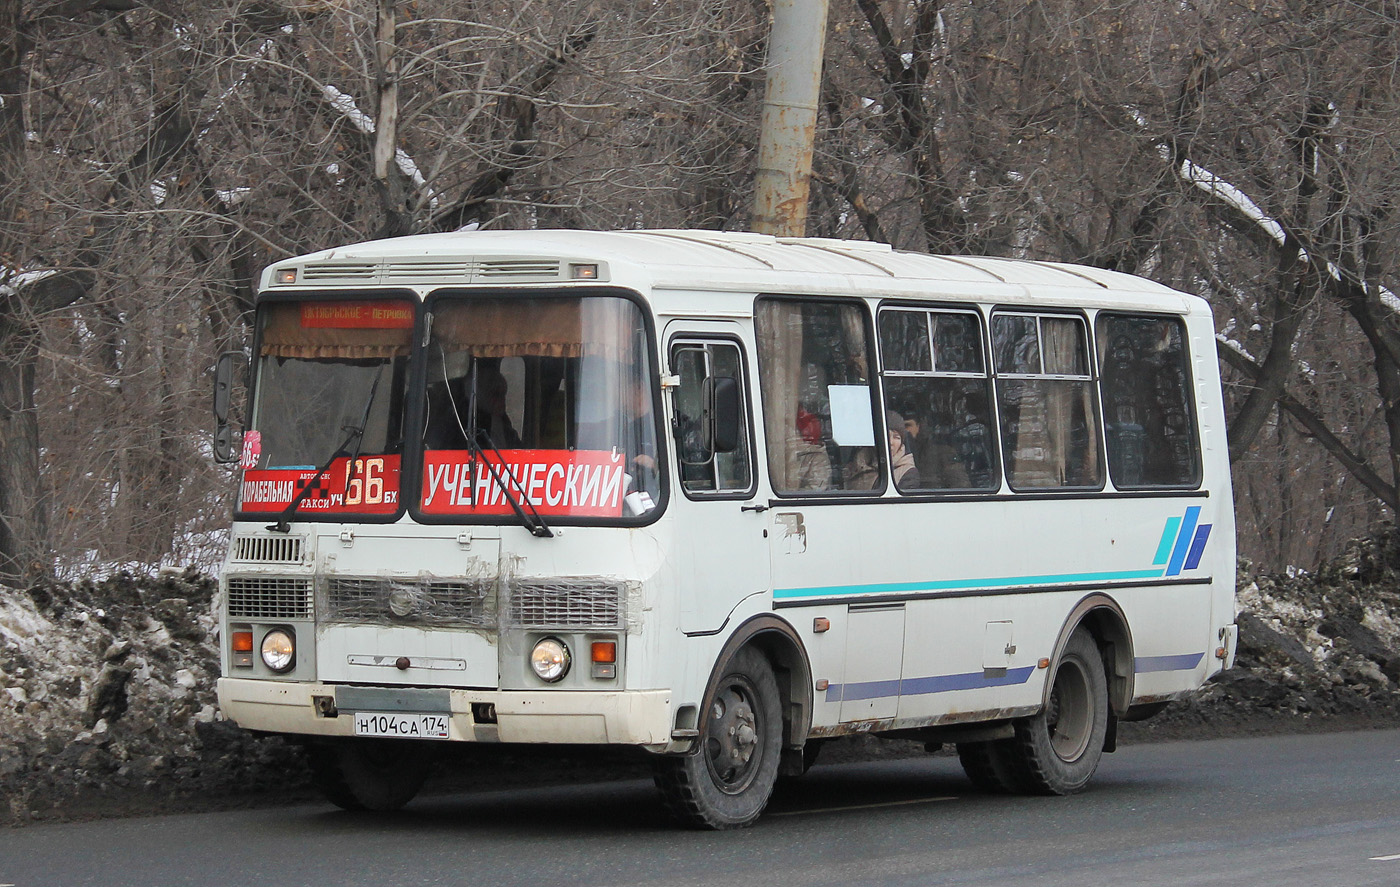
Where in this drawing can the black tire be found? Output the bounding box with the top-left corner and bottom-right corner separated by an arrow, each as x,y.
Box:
306,738 -> 435,812
956,739 -> 1024,793
653,647 -> 782,829
1004,628 -> 1109,795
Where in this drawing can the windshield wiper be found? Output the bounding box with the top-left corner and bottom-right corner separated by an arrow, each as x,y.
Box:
267,366 -> 384,534
447,358 -> 553,538
472,427 -> 554,538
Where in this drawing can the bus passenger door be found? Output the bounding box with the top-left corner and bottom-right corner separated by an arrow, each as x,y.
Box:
666,328 -> 770,634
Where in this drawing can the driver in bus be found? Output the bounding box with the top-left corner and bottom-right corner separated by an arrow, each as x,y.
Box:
578,379 -> 659,515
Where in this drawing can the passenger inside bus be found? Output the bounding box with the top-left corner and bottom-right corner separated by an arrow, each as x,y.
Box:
847,410 -> 919,490
423,359 -> 522,450
885,411 -> 919,488
902,414 -> 969,489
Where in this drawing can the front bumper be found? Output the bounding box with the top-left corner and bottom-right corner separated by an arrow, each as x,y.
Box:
217,677 -> 676,750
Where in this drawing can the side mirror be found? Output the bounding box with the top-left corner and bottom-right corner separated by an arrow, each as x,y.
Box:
213,351 -> 239,464
705,376 -> 741,454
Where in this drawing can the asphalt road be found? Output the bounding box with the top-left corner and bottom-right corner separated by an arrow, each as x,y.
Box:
3,729 -> 1399,887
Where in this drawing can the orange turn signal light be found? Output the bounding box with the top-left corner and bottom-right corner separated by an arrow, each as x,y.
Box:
232,630 -> 254,653
591,641 -> 616,664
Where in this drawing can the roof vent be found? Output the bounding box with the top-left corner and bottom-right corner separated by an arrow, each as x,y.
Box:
384,261 -> 473,282
477,259 -> 562,279
301,262 -> 377,282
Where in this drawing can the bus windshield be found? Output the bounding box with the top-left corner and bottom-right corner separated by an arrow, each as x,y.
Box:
238,299 -> 412,517
420,294 -> 660,521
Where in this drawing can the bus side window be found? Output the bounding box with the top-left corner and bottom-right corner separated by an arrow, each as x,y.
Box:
671,341 -> 753,495
756,299 -> 880,494
878,307 -> 997,491
992,312 -> 1103,491
1096,314 -> 1201,488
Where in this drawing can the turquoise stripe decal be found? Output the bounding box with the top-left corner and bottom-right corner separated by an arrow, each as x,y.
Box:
1153,517 -> 1182,565
774,568 -> 1168,601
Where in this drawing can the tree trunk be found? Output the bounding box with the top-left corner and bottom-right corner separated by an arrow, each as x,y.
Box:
0,327 -> 47,580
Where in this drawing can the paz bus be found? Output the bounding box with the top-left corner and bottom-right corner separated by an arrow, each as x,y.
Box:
214,229 -> 1236,828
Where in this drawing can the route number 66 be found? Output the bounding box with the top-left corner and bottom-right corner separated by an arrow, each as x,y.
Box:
344,457 -> 386,506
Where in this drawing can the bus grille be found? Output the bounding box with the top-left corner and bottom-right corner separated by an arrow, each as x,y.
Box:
227,577 -> 314,620
324,577 -> 495,627
508,581 -> 623,629
230,534 -> 304,564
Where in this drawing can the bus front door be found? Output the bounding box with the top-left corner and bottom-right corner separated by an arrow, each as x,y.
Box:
666,328 -> 771,635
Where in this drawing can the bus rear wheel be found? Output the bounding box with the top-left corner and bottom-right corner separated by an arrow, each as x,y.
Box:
306,738 -> 435,811
956,739 -> 1024,793
1004,628 -> 1108,795
653,647 -> 782,829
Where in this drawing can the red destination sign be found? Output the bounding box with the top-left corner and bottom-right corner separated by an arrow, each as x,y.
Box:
300,301 -> 414,329
420,449 -> 629,517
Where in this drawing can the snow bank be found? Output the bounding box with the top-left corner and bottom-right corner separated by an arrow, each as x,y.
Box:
0,570 -> 302,824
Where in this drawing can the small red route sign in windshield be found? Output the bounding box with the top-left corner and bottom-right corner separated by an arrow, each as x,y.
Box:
239,455 -> 401,515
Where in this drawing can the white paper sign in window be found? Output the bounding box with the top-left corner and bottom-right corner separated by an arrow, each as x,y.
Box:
828,385 -> 876,447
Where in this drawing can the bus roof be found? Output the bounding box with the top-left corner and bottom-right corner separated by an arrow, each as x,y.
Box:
262,229 -> 1198,311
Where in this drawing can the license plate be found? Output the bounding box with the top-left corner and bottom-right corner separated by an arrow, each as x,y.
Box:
353,711 -> 451,740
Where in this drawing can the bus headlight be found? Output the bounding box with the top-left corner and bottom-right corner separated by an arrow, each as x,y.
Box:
530,637 -> 570,683
260,629 -> 296,673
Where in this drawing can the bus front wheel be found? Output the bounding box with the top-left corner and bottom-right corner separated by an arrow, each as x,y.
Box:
306,738 -> 435,812
653,647 -> 782,829
1006,628 -> 1108,795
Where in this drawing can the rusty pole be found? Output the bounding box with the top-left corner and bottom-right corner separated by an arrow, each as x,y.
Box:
752,0 -> 830,238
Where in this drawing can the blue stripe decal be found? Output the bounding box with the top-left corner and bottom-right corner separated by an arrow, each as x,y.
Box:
829,678 -> 901,702
1166,506 -> 1201,577
1154,517 -> 1182,565
1183,524 -> 1213,571
774,569 -> 1166,601
1134,652 -> 1205,673
825,666 -> 1036,703
900,666 -> 1036,695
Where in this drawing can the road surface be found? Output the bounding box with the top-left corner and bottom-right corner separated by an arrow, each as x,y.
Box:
2,729 -> 1398,886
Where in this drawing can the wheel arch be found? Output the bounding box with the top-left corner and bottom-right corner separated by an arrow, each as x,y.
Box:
1046,594 -> 1134,717
706,614 -> 813,752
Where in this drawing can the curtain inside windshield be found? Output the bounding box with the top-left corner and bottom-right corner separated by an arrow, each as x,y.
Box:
421,296 -> 659,519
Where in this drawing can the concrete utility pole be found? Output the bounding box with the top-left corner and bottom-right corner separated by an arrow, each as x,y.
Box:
751,0 -> 830,238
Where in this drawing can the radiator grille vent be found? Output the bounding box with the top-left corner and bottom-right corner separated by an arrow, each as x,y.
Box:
231,534 -> 304,564
325,577 -> 495,627
227,577 -> 313,620
509,580 -> 623,629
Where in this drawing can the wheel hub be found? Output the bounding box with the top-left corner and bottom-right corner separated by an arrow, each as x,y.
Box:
705,679 -> 763,793
1048,659 -> 1092,762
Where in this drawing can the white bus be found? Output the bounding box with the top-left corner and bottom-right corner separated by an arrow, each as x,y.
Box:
215,229 -> 1236,828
